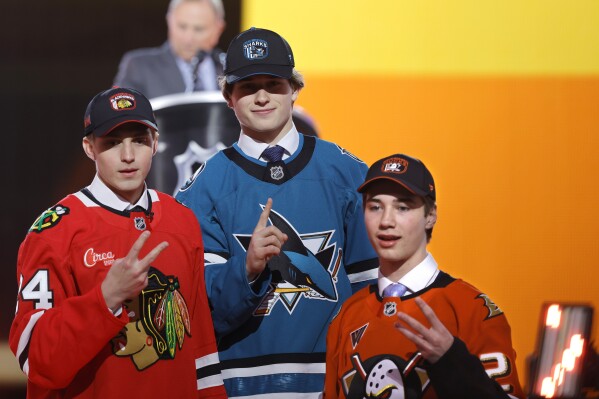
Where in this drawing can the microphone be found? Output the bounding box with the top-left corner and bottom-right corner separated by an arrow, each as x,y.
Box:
192,50 -> 208,91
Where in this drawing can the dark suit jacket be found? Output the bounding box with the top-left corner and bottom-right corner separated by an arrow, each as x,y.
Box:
114,42 -> 225,99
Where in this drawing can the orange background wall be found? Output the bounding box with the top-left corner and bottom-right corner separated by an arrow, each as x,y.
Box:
244,0 -> 599,388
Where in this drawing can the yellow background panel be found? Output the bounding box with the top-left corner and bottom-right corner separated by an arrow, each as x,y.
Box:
243,0 -> 599,74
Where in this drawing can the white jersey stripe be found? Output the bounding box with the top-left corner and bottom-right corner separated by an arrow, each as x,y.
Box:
16,311 -> 45,375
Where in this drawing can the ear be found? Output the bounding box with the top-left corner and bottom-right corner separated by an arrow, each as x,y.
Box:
82,136 -> 96,161
224,92 -> 233,108
291,87 -> 299,103
425,204 -> 437,229
152,132 -> 159,156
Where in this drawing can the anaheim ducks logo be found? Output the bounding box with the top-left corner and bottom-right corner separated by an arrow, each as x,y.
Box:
110,93 -> 136,111
29,205 -> 70,233
478,293 -> 504,319
382,157 -> 409,174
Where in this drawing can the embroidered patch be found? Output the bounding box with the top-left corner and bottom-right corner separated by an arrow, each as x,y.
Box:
384,302 -> 397,317
134,217 -> 147,231
269,165 -> 284,180
110,93 -> 136,111
478,293 -> 504,319
243,39 -> 269,60
351,323 -> 369,349
29,205 -> 70,233
382,157 -> 409,174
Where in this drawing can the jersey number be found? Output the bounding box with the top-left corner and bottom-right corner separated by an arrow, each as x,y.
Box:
20,270 -> 53,310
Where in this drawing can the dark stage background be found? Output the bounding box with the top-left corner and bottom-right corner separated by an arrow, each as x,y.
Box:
0,1 -> 241,394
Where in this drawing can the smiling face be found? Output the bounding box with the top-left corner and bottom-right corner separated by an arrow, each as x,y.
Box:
82,123 -> 157,204
225,74 -> 299,144
363,180 -> 436,280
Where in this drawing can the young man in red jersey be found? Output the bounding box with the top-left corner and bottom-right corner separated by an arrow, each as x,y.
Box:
325,153 -> 524,399
10,87 -> 227,399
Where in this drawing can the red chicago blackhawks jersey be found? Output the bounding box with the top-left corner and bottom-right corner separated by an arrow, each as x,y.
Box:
10,189 -> 227,399
325,271 -> 524,399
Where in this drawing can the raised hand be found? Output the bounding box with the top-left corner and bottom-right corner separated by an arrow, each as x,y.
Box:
395,297 -> 454,364
101,231 -> 169,312
245,198 -> 288,281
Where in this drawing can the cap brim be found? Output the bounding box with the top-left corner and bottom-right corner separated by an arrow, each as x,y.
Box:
93,116 -> 158,137
226,64 -> 293,84
357,176 -> 428,197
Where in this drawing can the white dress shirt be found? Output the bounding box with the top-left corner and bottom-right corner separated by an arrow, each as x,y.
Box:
378,253 -> 440,297
237,124 -> 300,162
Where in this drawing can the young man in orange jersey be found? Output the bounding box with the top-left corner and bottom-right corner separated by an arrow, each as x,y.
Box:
324,153 -> 524,399
10,87 -> 227,399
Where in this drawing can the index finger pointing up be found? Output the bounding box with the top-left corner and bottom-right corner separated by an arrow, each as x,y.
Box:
254,198 -> 273,232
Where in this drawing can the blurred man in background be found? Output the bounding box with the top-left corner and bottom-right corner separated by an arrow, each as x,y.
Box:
114,0 -> 226,98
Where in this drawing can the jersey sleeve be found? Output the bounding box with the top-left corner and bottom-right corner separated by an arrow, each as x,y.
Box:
427,337 -> 519,399
189,224 -> 228,398
434,287 -> 525,398
9,232 -> 128,389
341,159 -> 378,293
176,181 -> 272,338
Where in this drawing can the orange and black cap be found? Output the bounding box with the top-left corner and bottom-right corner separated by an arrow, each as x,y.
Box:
358,154 -> 435,200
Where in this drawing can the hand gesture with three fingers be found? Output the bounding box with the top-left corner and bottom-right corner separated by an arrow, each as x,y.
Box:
245,198 -> 288,281
101,231 -> 169,312
395,297 -> 454,364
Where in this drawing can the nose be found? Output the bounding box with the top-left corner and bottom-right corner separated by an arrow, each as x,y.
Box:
254,88 -> 269,105
121,141 -> 134,163
379,208 -> 395,229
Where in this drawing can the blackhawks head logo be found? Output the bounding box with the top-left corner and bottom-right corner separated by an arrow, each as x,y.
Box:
111,267 -> 191,370
29,205 -> 70,233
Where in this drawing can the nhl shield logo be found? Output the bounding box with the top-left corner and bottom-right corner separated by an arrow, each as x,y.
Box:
269,165 -> 284,180
384,302 -> 397,317
134,217 -> 147,231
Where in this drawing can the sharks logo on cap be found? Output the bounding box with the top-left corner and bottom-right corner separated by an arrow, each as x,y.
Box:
243,39 -> 269,60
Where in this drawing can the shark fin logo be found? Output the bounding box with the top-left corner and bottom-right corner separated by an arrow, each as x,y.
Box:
234,205 -> 340,315
478,293 -> 504,320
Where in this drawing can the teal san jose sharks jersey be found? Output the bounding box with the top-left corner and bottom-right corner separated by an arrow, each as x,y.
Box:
176,134 -> 378,398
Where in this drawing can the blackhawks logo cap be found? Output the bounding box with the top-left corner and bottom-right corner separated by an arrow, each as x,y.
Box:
83,87 -> 158,137
224,27 -> 295,84
358,154 -> 436,200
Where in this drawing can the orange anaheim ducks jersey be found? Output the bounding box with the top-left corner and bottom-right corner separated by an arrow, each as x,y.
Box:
9,189 -> 227,399
325,271 -> 524,399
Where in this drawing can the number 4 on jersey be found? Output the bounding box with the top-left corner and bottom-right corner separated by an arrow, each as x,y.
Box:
18,270 -> 54,310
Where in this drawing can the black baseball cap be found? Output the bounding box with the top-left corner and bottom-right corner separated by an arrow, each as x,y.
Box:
83,87 -> 158,137
358,154 -> 436,200
224,27 -> 295,84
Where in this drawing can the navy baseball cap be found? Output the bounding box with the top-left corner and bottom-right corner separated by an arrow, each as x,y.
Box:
83,87 -> 157,137
224,27 -> 295,84
358,154 -> 436,201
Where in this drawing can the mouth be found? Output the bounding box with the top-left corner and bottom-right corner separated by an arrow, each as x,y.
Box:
377,234 -> 400,247
119,169 -> 138,177
252,108 -> 275,115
